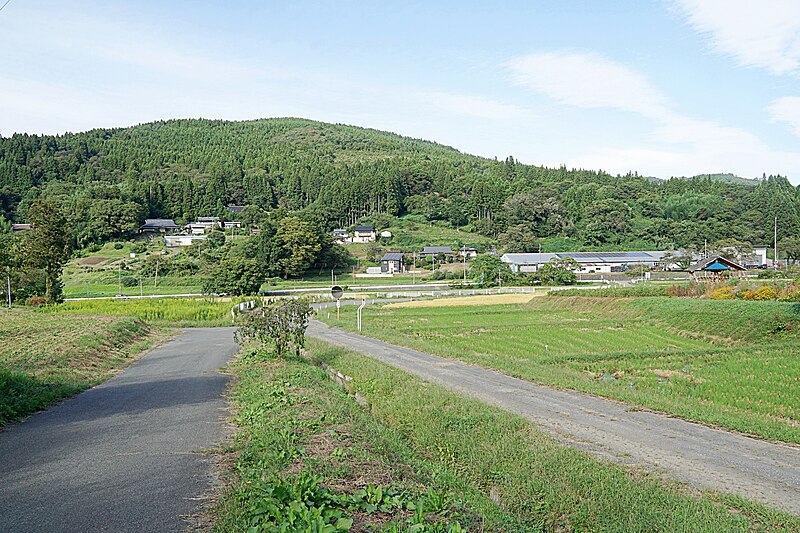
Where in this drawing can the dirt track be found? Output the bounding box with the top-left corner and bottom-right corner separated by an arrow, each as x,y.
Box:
307,319 -> 800,515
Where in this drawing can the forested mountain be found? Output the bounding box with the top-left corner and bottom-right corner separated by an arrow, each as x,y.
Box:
1,117 -> 798,251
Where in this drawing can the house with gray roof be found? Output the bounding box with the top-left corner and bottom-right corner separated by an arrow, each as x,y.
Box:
419,246 -> 454,259
501,251 -> 671,274
380,252 -> 405,274
140,219 -> 180,234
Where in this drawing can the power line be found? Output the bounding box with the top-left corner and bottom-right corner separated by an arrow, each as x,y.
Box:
0,0 -> 12,13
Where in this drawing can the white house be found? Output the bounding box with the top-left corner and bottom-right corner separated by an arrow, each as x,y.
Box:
752,245 -> 769,267
333,228 -> 351,244
352,225 -> 376,243
458,247 -> 478,259
165,234 -> 208,247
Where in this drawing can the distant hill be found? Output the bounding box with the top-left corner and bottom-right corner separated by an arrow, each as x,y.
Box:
679,173 -> 762,187
0,117 -> 797,252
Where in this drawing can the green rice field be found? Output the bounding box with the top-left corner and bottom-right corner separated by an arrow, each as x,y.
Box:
322,296 -> 800,443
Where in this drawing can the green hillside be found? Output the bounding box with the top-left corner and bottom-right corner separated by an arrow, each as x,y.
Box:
1,117 -> 798,253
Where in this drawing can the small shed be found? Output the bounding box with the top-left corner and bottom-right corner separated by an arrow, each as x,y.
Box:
380,252 -> 405,274
687,255 -> 746,281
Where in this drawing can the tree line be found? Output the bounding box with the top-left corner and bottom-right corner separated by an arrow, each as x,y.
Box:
1,117 -> 799,271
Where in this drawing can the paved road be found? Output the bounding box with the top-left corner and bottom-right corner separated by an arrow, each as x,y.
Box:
0,327 -> 239,532
307,320 -> 800,515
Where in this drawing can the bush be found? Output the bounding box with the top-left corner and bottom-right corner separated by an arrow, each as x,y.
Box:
25,296 -> 48,307
121,276 -> 139,288
85,243 -> 102,253
708,287 -> 736,300
742,285 -> 778,301
113,242 -> 124,250
235,298 -> 313,357
130,242 -> 147,254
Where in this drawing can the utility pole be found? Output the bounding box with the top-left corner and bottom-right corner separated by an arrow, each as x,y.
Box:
774,215 -> 778,269
6,270 -> 11,309
118,263 -> 122,295
154,259 -> 159,288
463,251 -> 467,282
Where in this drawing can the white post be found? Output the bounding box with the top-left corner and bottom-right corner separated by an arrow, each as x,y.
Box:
6,271 -> 11,309
154,259 -> 159,288
357,297 -> 366,332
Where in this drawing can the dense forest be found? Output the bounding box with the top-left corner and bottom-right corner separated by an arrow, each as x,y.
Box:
1,117 -> 799,253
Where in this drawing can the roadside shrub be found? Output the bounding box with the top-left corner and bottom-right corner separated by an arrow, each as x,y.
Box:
708,287 -> 736,300
742,285 -> 778,301
235,298 -> 313,357
25,296 -> 48,307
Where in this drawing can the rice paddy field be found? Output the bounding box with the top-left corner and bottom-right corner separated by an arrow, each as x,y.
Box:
321,296 -> 800,443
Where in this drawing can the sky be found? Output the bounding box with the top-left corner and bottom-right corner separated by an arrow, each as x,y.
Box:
1,0 -> 800,184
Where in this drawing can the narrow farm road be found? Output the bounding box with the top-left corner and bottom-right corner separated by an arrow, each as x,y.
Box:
0,327 -> 239,532
307,320 -> 800,515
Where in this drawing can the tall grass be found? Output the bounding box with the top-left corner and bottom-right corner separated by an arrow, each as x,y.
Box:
43,297 -> 249,327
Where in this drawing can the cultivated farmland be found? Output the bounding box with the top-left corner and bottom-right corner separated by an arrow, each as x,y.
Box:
322,296 -> 800,443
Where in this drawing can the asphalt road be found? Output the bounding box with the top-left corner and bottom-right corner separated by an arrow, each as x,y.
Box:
0,327 -> 239,532
307,319 -> 800,515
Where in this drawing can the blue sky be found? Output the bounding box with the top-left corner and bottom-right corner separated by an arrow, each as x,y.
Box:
2,1 -> 800,183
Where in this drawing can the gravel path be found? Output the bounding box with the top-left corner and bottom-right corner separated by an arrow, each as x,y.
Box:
0,327 -> 239,532
307,319 -> 800,515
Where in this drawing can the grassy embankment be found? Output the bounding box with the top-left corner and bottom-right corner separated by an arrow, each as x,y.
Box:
0,310 -> 166,425
322,296 -> 800,443
213,339 -> 799,531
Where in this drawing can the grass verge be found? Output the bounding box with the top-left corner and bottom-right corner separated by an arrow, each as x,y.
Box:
213,338 -> 799,531
0,309 -> 169,425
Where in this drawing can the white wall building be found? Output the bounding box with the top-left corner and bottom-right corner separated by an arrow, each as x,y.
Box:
501,251 -> 670,273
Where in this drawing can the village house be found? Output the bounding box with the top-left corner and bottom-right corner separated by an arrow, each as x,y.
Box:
458,246 -> 478,259
380,252 -> 406,274
140,219 -> 180,234
351,225 -> 376,243
419,246 -> 455,260
332,228 -> 350,244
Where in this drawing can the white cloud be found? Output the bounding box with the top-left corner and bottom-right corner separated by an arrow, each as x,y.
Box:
505,51 -> 671,119
675,0 -> 800,75
412,91 -> 531,120
505,50 -> 800,181
768,96 -> 800,137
